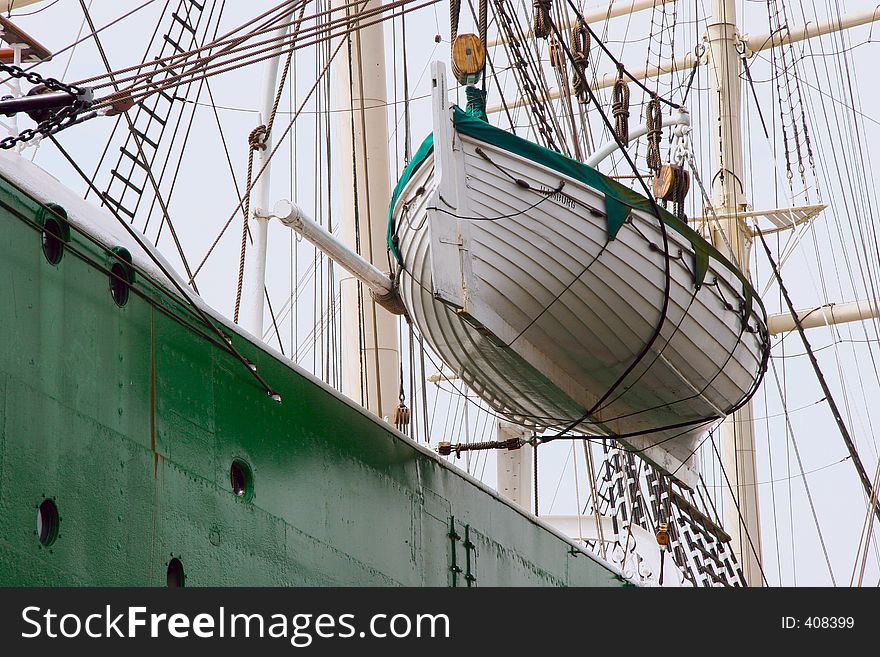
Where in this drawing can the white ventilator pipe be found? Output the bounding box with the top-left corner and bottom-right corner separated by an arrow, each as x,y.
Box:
332,0 -> 399,420
585,110 -> 689,167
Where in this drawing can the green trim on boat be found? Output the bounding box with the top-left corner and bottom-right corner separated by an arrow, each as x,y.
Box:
387,132 -> 434,265
387,106 -> 766,320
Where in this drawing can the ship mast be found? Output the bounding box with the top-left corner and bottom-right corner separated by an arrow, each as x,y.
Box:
705,0 -> 763,587
706,0 -> 880,586
331,0 -> 399,420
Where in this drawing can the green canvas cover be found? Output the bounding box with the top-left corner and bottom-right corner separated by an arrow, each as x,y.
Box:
387,106 -> 765,320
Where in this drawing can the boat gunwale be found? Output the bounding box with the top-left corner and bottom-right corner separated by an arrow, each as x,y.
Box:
387,106 -> 769,325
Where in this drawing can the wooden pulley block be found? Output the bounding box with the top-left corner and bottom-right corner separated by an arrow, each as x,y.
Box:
656,522 -> 670,546
653,163 -> 690,202
548,38 -> 564,69
105,88 -> 136,116
451,33 -> 486,85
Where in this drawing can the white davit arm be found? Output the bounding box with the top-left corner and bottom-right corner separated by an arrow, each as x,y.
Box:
266,200 -> 401,312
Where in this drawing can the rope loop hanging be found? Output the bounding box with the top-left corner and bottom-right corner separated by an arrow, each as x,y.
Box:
571,15 -> 590,104
611,65 -> 630,143
233,123 -> 270,323
533,0 -> 553,40
646,95 -> 662,173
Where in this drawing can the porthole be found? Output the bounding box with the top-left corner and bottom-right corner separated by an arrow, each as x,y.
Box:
230,459 -> 254,500
109,247 -> 135,307
166,557 -> 185,587
36,498 -> 59,547
38,204 -> 70,265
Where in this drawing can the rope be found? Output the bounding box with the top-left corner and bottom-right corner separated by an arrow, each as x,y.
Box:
83,0 -> 440,112
646,95 -> 662,174
478,0 -> 487,48
757,226 -> 880,527
450,0 -> 460,42
611,65 -> 630,143
232,2 -> 306,325
571,14 -> 590,104
233,124 -> 268,324
533,0 -> 552,40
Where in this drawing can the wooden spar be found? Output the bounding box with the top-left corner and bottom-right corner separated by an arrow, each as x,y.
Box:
767,299 -> 880,336
487,5 -> 880,115
487,0 -> 676,48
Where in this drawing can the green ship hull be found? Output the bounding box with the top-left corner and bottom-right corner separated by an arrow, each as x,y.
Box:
0,161 -> 625,586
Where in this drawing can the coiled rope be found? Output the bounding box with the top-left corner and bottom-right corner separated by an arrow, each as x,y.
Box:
611,65 -> 630,143
646,95 -> 662,174
533,0 -> 552,39
571,15 -> 590,104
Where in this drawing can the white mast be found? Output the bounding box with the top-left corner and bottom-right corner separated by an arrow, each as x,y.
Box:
706,0 -> 763,586
332,0 -> 399,419
240,19 -> 294,337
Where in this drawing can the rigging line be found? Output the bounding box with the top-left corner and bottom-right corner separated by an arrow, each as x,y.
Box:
84,0 -> 433,103
174,91 -> 433,114
708,436 -> 770,587
73,0 -> 307,87
703,455 -> 852,488
83,0 -> 171,202
562,0 -> 682,110
767,354 -> 837,585
265,287 -> 286,356
60,0 -> 93,82
187,20 -> 352,284
7,0 -> 62,15
350,2 -> 386,417
234,3 -> 306,325
144,1 -> 224,240
858,460 -> 880,586
48,135 -> 281,401
0,0 -> 161,87
757,226 -> 880,526
75,0 -> 200,293
852,455 -> 880,586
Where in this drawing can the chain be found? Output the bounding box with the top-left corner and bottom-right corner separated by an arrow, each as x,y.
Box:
0,61 -> 85,97
0,62 -> 93,151
0,104 -> 94,151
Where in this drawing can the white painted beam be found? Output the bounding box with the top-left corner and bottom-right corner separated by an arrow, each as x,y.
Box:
267,200 -> 394,299
487,0 -> 676,48
767,299 -> 880,336
487,6 -> 880,115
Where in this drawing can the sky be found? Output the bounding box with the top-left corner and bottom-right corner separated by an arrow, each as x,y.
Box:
6,0 -> 880,586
